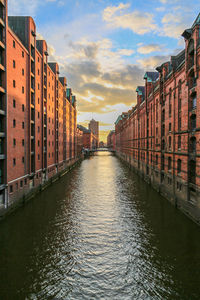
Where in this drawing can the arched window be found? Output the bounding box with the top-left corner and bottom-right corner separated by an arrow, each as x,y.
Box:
189,137 -> 196,153
169,136 -> 171,150
162,109 -> 165,122
168,157 -> 171,170
169,88 -> 172,117
191,92 -> 197,110
178,135 -> 181,150
188,70 -> 196,89
161,155 -> 165,170
189,160 -> 196,184
190,114 -> 196,130
162,139 -> 165,151
177,159 -> 181,174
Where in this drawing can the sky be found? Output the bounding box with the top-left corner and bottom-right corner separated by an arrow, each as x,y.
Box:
8,0 -> 200,142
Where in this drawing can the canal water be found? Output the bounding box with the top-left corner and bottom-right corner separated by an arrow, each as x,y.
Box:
0,152 -> 200,300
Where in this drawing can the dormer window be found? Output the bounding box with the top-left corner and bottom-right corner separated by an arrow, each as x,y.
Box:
31,30 -> 36,37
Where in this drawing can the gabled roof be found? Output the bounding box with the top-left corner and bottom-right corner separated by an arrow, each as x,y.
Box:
115,115 -> 122,125
136,86 -> 145,97
192,13 -> 200,28
77,124 -> 91,133
143,71 -> 159,82
171,49 -> 185,70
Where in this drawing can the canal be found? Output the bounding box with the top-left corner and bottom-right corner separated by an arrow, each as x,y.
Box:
0,152 -> 200,300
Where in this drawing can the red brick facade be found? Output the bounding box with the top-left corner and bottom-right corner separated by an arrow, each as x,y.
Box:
107,130 -> 116,150
0,1 -> 78,210
115,15 -> 200,224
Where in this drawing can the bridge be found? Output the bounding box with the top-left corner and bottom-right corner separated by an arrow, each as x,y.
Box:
83,148 -> 115,156
92,148 -> 115,152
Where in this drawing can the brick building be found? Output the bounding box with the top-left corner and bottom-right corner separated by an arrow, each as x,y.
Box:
88,119 -> 99,147
107,130 -> 116,150
0,0 -> 78,211
77,124 -> 98,150
115,14 -> 200,224
76,126 -> 83,158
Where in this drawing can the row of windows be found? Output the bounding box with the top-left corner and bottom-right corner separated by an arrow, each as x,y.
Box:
12,119 -> 24,128
13,139 -> 25,147
9,178 -> 27,193
12,40 -> 25,59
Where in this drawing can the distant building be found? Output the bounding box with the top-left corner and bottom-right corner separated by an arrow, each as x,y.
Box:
88,119 -> 99,147
107,131 -> 116,150
99,141 -> 105,148
77,125 -> 98,150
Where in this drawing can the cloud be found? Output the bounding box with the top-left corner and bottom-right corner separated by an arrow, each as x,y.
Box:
137,43 -> 164,54
103,3 -> 157,35
137,55 -> 169,69
160,12 -> 191,39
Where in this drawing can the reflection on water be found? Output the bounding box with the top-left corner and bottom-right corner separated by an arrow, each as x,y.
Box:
0,152 -> 200,299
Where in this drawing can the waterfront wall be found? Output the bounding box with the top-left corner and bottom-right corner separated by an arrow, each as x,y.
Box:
114,14 -> 200,225
0,157 -> 83,220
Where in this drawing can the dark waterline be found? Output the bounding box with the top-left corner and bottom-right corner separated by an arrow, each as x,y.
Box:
0,153 -> 200,300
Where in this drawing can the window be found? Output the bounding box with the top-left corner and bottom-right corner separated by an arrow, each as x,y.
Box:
22,156 -> 24,163
189,160 -> 196,184
169,88 -> 172,117
22,104 -> 25,111
177,159 -> 181,174
38,112 -> 39,118
178,135 -> 181,149
38,83 -> 40,90
13,119 -> 16,128
189,137 -> 196,153
22,86 -> 24,94
13,158 -> 16,166
38,69 -> 39,75
22,68 -> 24,76
9,185 -> 13,193
169,136 -> 171,149
24,178 -> 27,185
13,99 -> 16,108
38,57 -> 39,62
13,60 -> 16,68
13,80 -> 16,88
22,139 -> 24,146
13,40 -> 15,48
20,180 -> 23,188
16,182 -> 18,190
22,51 -> 24,57
190,114 -> 196,131
178,116 -> 181,130
38,126 -> 40,133
38,154 -> 40,160
38,140 -> 40,146
168,157 -> 171,171
13,138 -> 16,147
169,123 -> 171,132
156,155 -> 158,165
22,122 -> 24,129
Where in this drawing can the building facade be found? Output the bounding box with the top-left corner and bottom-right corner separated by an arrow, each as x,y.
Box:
77,124 -> 98,150
88,119 -> 99,147
0,0 -> 78,213
115,14 -> 200,224
107,130 -> 116,150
